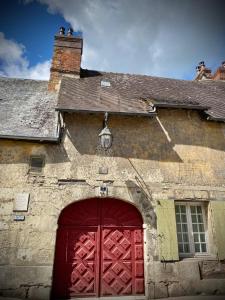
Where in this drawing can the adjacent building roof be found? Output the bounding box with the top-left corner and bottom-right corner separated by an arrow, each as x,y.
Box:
0,77 -> 59,141
57,70 -> 225,121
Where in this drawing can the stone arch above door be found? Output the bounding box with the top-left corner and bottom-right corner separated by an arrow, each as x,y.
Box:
52,197 -> 145,299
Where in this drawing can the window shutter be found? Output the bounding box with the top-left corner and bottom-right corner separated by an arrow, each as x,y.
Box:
210,201 -> 225,260
157,200 -> 179,261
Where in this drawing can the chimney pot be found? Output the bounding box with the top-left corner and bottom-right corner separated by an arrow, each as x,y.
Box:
67,28 -> 73,36
222,61 -> 225,68
196,66 -> 201,74
195,61 -> 212,80
59,27 -> 65,35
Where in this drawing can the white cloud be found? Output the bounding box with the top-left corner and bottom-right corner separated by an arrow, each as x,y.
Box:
32,0 -> 225,79
0,32 -> 50,80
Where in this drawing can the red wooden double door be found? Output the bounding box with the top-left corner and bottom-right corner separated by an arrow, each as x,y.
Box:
52,198 -> 144,299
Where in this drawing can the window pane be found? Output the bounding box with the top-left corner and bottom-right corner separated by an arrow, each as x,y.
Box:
190,206 -> 196,214
201,243 -> 207,253
194,234 -> 199,242
180,205 -> 186,213
195,243 -> 200,252
200,234 -> 205,242
182,224 -> 188,232
175,206 -> 180,213
191,215 -> 197,223
197,214 -> 203,223
176,214 -> 181,223
198,224 -> 205,232
192,224 -> 198,232
177,233 -> 182,242
181,214 -> 187,222
184,243 -> 190,253
197,206 -> 202,214
177,224 -> 182,232
178,244 -> 183,253
183,233 -> 189,243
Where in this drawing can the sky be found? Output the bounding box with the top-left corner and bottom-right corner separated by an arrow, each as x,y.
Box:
0,0 -> 225,81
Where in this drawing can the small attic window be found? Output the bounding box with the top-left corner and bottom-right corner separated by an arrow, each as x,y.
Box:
101,80 -> 111,87
29,156 -> 45,174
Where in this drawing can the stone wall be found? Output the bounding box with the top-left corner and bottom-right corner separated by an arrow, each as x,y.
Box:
0,109 -> 225,299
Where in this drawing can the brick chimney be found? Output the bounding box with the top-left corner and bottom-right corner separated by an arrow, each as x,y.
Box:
194,61 -> 212,81
213,61 -> 225,81
48,27 -> 83,91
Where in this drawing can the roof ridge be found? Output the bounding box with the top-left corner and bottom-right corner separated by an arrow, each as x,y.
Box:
84,68 -> 189,82
0,76 -> 48,83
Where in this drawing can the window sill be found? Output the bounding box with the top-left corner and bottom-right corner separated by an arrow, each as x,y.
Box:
179,255 -> 217,261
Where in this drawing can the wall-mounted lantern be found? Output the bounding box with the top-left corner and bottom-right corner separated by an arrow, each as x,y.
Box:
99,112 -> 112,150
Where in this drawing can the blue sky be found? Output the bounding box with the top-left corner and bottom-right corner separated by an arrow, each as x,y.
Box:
0,0 -> 225,80
0,1 -> 68,66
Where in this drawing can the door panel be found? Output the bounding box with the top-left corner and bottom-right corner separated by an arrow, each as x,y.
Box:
67,228 -> 99,297
52,227 -> 99,298
133,229 -> 144,294
101,227 -> 144,296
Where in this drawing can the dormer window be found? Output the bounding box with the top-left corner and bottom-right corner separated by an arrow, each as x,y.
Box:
100,80 -> 111,87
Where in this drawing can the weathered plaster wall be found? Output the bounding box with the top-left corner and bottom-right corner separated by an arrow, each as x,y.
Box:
0,109 -> 225,299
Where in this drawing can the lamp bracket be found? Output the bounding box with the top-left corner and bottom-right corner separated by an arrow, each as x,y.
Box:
104,112 -> 109,127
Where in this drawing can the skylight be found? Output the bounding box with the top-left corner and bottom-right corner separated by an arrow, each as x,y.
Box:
101,80 -> 111,87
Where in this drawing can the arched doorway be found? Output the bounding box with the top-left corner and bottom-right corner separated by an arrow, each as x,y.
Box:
52,198 -> 144,299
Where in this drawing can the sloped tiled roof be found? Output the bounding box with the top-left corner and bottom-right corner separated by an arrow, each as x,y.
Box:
0,70 -> 225,142
0,77 -> 59,141
57,70 -> 225,121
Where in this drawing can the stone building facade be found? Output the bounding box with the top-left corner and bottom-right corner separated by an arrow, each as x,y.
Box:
0,28 -> 225,300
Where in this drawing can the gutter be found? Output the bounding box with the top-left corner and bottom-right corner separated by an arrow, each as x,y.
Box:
56,107 -> 156,117
0,134 -> 59,143
206,116 -> 225,122
154,103 -> 209,110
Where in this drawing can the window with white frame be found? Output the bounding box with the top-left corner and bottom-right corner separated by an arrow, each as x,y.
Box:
175,202 -> 207,257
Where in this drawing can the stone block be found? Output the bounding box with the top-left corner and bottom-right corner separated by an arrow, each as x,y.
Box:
0,266 -> 53,289
178,279 -> 198,296
25,215 -> 57,232
154,282 -> 168,298
0,221 -> 9,230
148,262 -> 178,282
209,191 -> 225,201
177,260 -> 200,281
200,261 -> 225,279
29,285 -> 51,300
0,287 -> 27,299
168,282 -> 184,297
194,190 -> 209,199
196,278 -> 225,295
0,199 -> 13,215
147,282 -> 155,299
174,189 -> 195,200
